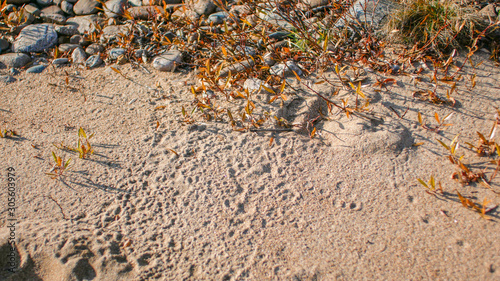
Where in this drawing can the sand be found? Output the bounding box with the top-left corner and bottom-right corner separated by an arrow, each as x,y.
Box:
0,49 -> 499,280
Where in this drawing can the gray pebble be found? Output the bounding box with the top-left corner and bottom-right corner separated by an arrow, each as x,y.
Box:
26,65 -> 47,73
152,50 -> 182,72
270,61 -> 302,77
85,55 -> 103,68
53,58 -> 69,65
108,48 -> 126,59
58,43 -> 80,52
71,46 -> 87,64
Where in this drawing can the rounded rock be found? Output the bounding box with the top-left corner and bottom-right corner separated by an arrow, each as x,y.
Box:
26,65 -> 47,73
0,53 -> 31,68
152,50 -> 182,72
85,54 -> 103,68
13,24 -> 58,53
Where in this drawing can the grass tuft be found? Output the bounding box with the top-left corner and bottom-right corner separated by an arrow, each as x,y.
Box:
384,0 -> 481,55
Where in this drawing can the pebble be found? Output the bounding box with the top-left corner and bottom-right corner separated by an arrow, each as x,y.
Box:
101,25 -> 130,41
54,24 -> 79,36
73,0 -> 101,15
108,47 -> 126,59
152,50 -> 182,71
53,58 -> 69,65
243,78 -> 273,94
235,46 -> 256,57
85,54 -> 103,68
37,0 -> 53,6
71,46 -> 87,63
126,6 -> 162,20
41,5 -> 64,15
270,61 -> 303,77
191,0 -> 216,16
0,75 -> 16,83
26,65 -> 47,73
268,31 -> 292,41
39,13 -> 67,24
128,0 -> 142,6
58,43 -> 80,52
13,24 -> 58,53
61,1 -> 75,15
66,15 -> 100,34
70,34 -> 87,45
86,43 -> 104,55
0,53 -> 31,69
104,0 -> 126,18
219,59 -> 255,77
207,12 -> 230,25
263,52 -> 275,66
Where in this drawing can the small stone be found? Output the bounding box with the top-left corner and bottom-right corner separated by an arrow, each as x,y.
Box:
24,4 -> 41,17
297,0 -> 329,10
142,0 -> 180,5
54,24 -> 79,36
58,43 -> 80,52
53,58 -> 69,65
66,15 -> 100,34
108,47 -> 126,59
219,59 -> 254,77
270,61 -> 302,77
85,55 -> 103,68
128,0 -> 142,6
104,0 -> 126,18
86,43 -> 104,55
37,0 -> 53,6
41,5 -> 64,15
152,50 -> 182,71
268,31 -> 292,41
263,52 -> 275,66
0,75 -> 16,83
8,9 -> 35,25
61,1 -> 74,15
190,0 -> 217,16
101,25 -> 130,41
70,34 -> 88,45
207,11 -> 229,24
243,78 -> 273,94
229,5 -> 250,16
26,65 -> 47,73
40,13 -> 67,24
13,24 -> 58,53
0,39 -> 10,53
73,0 -> 101,15
235,46 -> 256,57
126,6 -> 162,20
71,46 -> 87,63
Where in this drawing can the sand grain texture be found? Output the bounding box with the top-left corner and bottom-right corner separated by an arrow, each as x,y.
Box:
1,52 -> 500,280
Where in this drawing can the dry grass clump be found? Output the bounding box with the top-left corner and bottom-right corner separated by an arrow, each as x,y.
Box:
384,0 -> 482,55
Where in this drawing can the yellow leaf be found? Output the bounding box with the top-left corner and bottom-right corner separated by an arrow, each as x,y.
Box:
221,46 -> 227,58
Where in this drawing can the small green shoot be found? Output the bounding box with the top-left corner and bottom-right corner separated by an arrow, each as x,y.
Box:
46,152 -> 72,179
417,175 -> 444,196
